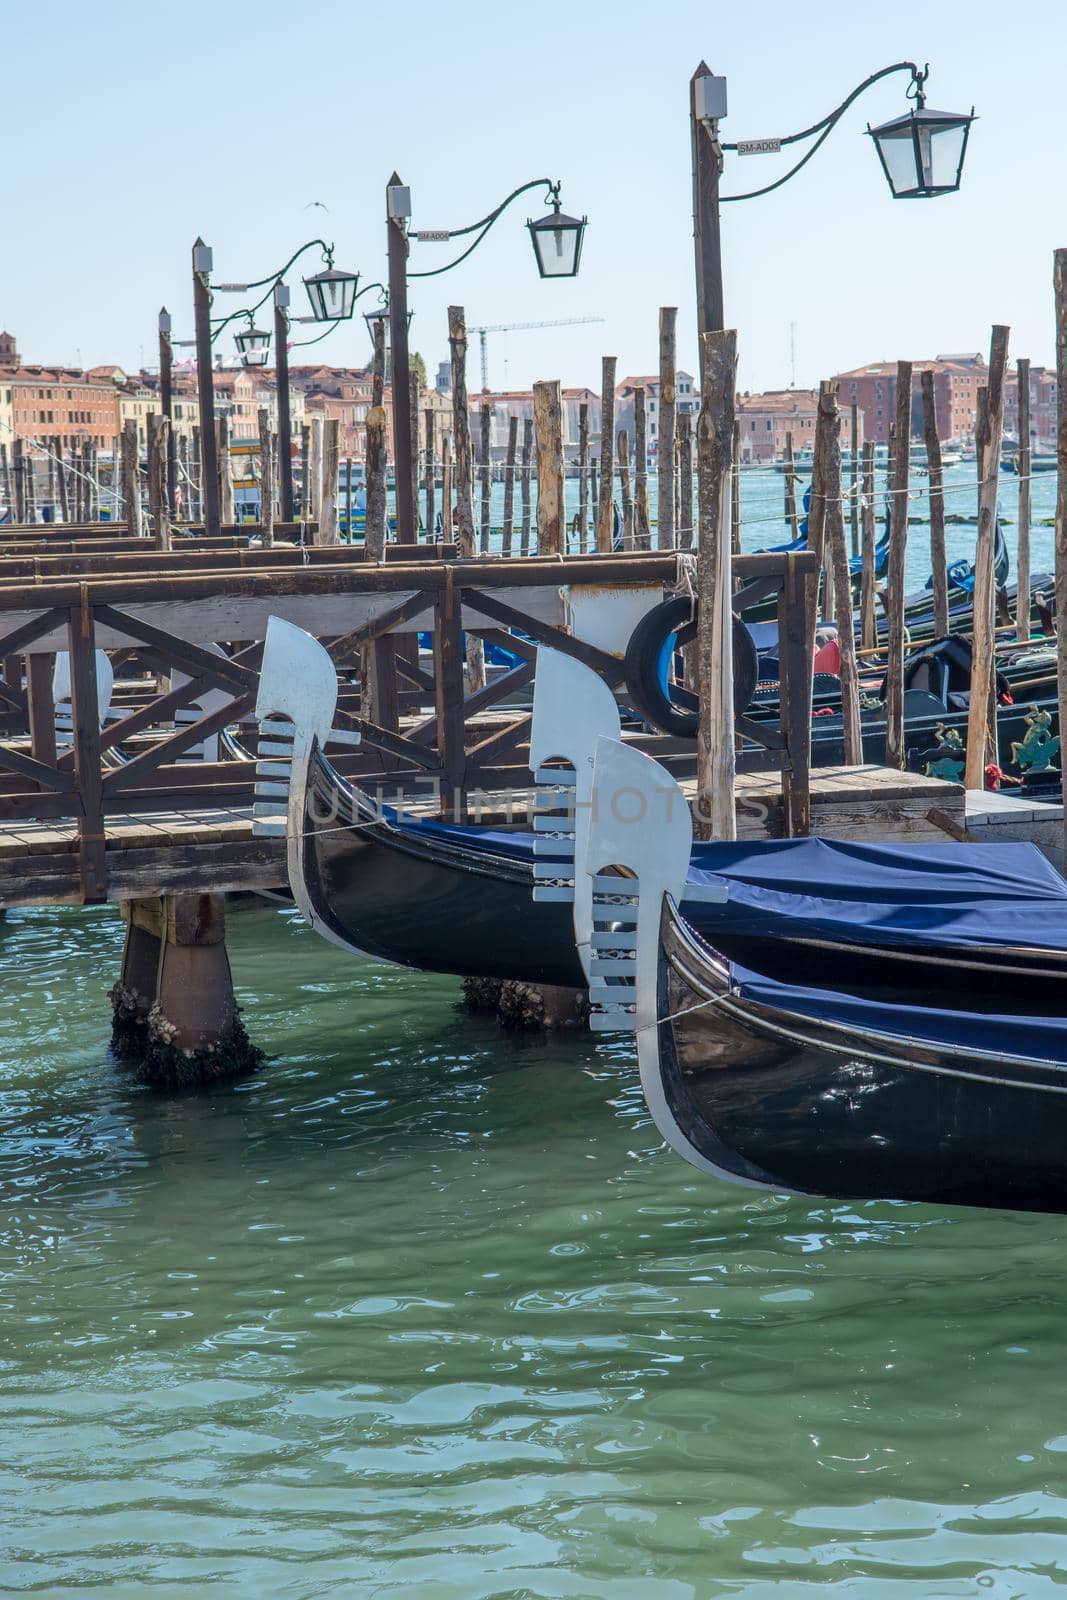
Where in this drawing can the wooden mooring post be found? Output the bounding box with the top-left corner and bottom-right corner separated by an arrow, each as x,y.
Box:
218,415 -> 235,527
533,380 -> 563,556
1057,252 -> 1067,872
617,430 -> 633,550
824,388 -> 862,762
423,410 -> 436,538
448,304 -> 485,689
122,420 -> 143,536
678,409 -> 694,549
849,403 -> 860,558
658,307 -> 677,547
965,325 -> 1010,792
884,361 -> 913,769
596,356 -> 617,551
519,418 -> 533,558
695,327 -> 737,841
147,413 -> 171,549
479,402 -> 491,554
920,370 -> 949,637
501,414 -> 517,557
784,431 -> 800,543
320,418 -> 340,544
577,401 -> 589,553
860,440 -> 877,649
633,386 -> 651,549
1017,356 -> 1032,641
259,408 -> 275,547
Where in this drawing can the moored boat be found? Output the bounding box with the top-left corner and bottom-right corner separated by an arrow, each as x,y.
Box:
583,737 -> 1067,1214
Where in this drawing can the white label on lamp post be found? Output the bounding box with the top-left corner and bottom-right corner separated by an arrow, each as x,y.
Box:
413,230 -> 451,242
737,138 -> 782,155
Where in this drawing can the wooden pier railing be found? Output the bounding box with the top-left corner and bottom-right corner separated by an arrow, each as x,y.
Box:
0,547 -> 817,903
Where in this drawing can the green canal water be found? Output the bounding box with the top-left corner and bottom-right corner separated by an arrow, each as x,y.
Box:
4,900 -> 1067,1596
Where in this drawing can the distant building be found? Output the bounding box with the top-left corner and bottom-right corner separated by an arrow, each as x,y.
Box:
1,357 -> 120,451
834,355 -> 986,448
615,373 -> 698,459
1004,365 -> 1057,450
466,388 -> 602,461
735,388 -> 861,463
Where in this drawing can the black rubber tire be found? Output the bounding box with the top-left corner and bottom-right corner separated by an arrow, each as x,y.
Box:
623,596 -> 759,738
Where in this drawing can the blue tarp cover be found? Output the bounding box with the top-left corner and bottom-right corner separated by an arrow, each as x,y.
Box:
392,820 -> 1067,956
682,837 -> 1067,955
730,956 -> 1067,1066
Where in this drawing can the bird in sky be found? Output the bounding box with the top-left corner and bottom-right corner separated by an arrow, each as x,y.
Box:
304,201 -> 329,212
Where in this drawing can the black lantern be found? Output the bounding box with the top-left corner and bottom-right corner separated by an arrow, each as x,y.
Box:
868,99 -> 974,199
235,322 -> 271,367
304,265 -> 360,321
527,198 -> 587,278
363,304 -> 413,345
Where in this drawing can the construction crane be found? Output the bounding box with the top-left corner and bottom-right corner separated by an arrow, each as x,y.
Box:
470,317 -> 605,391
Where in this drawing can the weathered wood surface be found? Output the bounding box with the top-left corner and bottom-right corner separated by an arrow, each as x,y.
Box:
1017,356 -> 1032,642
596,356 -> 617,552
576,402 -> 589,554
259,408 -> 275,549
320,418 -> 340,545
633,386 -> 651,549
519,418 -> 533,559
658,307 -> 677,547
920,369 -> 948,637
533,380 -> 564,556
617,431 -> 633,551
501,414 -> 518,557
449,305 -> 485,691
884,361 -> 913,769
860,440 -> 878,649
695,328 -> 737,841
824,388 -> 862,763
965,326 -> 1009,792
479,402 -> 492,555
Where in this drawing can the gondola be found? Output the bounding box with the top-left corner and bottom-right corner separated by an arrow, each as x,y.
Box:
584,737 -> 1067,1216
256,622 -> 1067,1009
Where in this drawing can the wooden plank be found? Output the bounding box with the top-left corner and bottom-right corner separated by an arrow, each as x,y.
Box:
67,600 -> 107,901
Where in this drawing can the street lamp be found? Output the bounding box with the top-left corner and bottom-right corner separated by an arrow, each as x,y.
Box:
304,261 -> 360,322
386,172 -> 588,542
867,72 -> 974,198
235,318 -> 272,367
690,60 -> 975,353
527,187 -> 587,278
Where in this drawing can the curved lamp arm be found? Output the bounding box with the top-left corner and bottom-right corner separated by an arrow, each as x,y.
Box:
409,177 -> 560,279
720,60 -> 923,203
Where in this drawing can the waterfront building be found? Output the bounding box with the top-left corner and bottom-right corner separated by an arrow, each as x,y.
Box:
734,388 -> 862,463
0,332 -> 121,451
834,355 -> 987,449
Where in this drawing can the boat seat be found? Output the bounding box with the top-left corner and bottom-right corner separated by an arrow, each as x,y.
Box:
947,691 -> 970,710
903,688 -> 951,718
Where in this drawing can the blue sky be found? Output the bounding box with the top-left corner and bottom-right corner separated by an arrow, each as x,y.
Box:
3,0 -> 1057,393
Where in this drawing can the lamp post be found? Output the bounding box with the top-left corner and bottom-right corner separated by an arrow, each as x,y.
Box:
190,237 -> 359,534
273,282 -> 295,522
158,306 -> 176,516
690,60 -> 975,356
385,173 -> 587,543
191,238 -> 221,535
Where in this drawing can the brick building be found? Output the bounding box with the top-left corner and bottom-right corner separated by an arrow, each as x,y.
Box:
734,389 -> 861,464
0,331 -> 121,450
834,355 -> 987,448
1003,365 -> 1058,449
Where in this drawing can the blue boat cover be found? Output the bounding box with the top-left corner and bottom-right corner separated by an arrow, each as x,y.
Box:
682,836 -> 1067,955
392,819 -> 1067,956
730,957 -> 1067,1066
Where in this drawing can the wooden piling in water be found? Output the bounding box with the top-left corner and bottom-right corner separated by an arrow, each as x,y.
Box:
299,424 -> 310,522
731,419 -> 741,559
884,362 -> 913,769
319,418 -> 340,544
501,414 -> 517,557
1016,356 -> 1032,641
147,414 -> 171,549
825,390 -> 862,763
448,305 -> 485,688
849,403 -> 860,559
965,326 -> 1009,793
56,439 -> 70,524
259,409 -> 275,548
365,320 -> 388,557
423,410 -> 435,538
784,431 -> 800,544
441,431 -> 453,539
695,328 -> 737,841
1055,252 -> 1067,873
860,440 -> 877,649
0,445 -> 11,523
519,418 -> 533,558
479,402 -> 492,555
534,380 -> 563,557
577,402 -> 589,554
920,370 -> 949,638
617,429 -> 633,550
409,383 -> 421,536
218,415 -> 235,527
658,307 -> 677,548
308,418 -> 322,528
596,357 -> 617,552
633,386 -> 651,549
678,409 -> 693,549
122,420 -> 142,537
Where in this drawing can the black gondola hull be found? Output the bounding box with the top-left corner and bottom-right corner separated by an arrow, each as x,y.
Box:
657,904 -> 1067,1214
